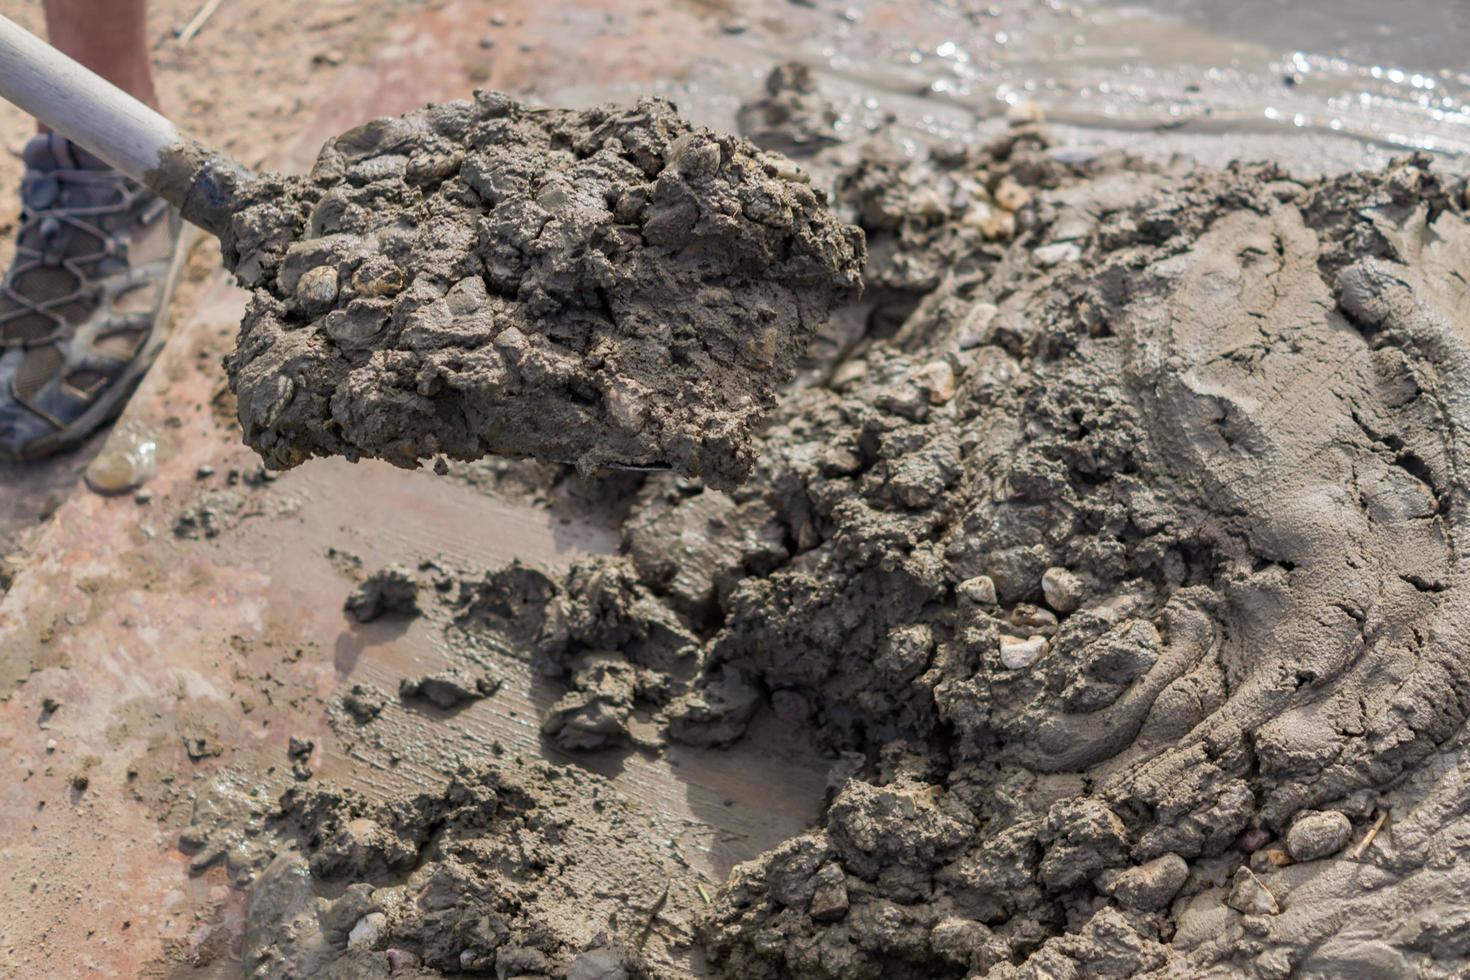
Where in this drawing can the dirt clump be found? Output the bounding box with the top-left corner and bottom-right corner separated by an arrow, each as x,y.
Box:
188,763 -> 702,979
344,565 -> 420,622
221,94 -> 865,490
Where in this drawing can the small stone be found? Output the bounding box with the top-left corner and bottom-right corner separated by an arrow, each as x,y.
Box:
978,206 -> 1015,241
1041,566 -> 1083,613
1226,867 -> 1279,915
994,176 -> 1031,212
489,12 -> 507,25
84,422 -> 157,494
347,911 -> 386,949
133,489 -> 154,505
808,864 -> 849,922
1010,604 -> 1058,634
1263,847 -> 1294,868
955,302 -> 997,350
1034,242 -> 1083,267
917,360 -> 956,405
1006,100 -> 1045,126
999,634 -> 1047,669
195,464 -> 215,479
45,739 -> 56,753
295,265 -> 340,311
478,35 -> 497,49
1108,853 -> 1188,910
433,456 -> 449,475
721,18 -> 750,34
831,360 -> 868,389
958,575 -> 997,604
42,697 -> 61,713
1286,810 -> 1352,862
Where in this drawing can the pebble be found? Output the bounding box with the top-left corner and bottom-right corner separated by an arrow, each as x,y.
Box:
1041,566 -> 1083,613
1286,810 -> 1352,862
1034,242 -> 1083,267
808,864 -> 849,922
994,176 -> 1031,212
955,302 -> 997,350
1226,867 -> 1279,915
347,912 -> 386,949
134,489 -> 154,505
999,634 -> 1047,669
917,360 -> 956,404
958,575 -> 997,604
195,464 -> 215,479
84,421 -> 158,494
1109,853 -> 1188,910
295,265 -> 340,311
1006,100 -> 1046,126
830,360 -> 868,389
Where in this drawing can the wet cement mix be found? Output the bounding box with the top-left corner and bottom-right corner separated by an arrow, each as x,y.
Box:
220,94 -> 865,490
190,70 -> 1470,979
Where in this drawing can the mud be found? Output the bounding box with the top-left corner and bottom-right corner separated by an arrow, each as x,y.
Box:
191,73 -> 1470,979
220,94 -> 864,490
186,764 -> 703,979
443,142 -> 1470,977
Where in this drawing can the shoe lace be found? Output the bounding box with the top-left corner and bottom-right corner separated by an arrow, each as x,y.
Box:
0,166 -> 138,349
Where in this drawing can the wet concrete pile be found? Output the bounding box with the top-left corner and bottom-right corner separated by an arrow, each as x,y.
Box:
194,70 -> 1470,979
219,95 -> 863,490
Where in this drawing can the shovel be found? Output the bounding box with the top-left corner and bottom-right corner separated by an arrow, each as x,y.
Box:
0,12 -> 248,236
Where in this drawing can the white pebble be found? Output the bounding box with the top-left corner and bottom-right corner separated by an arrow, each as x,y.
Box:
348,912 -> 386,949
958,576 -> 997,604
1041,567 -> 1083,613
999,634 -> 1047,669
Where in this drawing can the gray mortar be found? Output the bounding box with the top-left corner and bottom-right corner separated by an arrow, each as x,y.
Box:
186,764 -> 701,979
445,148 -> 1470,978
185,74 -> 1470,980
219,94 -> 864,490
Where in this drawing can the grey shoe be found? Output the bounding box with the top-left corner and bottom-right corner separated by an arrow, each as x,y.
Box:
0,134 -> 186,461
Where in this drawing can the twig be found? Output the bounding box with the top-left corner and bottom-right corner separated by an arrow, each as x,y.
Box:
695,883 -> 711,905
1352,809 -> 1389,860
177,0 -> 225,45
635,879 -> 671,949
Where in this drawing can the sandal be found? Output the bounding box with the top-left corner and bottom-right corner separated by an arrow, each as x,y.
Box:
0,133 -> 187,461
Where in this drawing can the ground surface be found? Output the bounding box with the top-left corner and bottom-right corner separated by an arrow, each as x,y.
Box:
0,0 -> 1467,978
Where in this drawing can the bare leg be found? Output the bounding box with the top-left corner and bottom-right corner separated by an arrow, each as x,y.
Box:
41,0 -> 159,126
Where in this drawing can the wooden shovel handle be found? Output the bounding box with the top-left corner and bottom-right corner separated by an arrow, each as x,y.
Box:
0,13 -> 248,235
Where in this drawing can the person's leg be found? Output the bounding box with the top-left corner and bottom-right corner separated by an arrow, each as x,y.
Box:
0,0 -> 185,464
42,0 -> 159,112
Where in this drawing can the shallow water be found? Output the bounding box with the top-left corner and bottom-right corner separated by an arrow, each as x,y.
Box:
570,0 -> 1469,177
